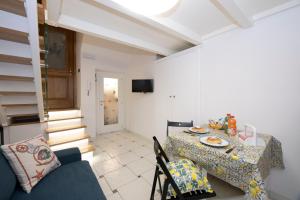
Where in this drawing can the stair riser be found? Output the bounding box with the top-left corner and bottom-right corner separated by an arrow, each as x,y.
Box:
5,106 -> 38,116
82,151 -> 94,164
0,10 -> 28,33
48,110 -> 82,120
0,96 -> 37,104
47,118 -> 83,129
47,128 -> 86,140
50,138 -> 89,152
0,80 -> 35,92
0,40 -> 31,58
0,62 -> 33,77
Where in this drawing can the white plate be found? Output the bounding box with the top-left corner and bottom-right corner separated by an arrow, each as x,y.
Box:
199,136 -> 229,147
188,127 -> 209,134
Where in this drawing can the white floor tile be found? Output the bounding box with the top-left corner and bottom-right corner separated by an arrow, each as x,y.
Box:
107,192 -> 123,200
105,167 -> 138,190
133,146 -> 153,157
94,158 -> 123,176
127,158 -> 155,176
141,168 -> 155,184
142,168 -> 165,193
94,131 -> 247,200
115,151 -> 141,165
105,146 -> 130,157
118,178 -> 152,200
94,151 -> 112,164
144,153 -> 156,164
98,177 -> 113,197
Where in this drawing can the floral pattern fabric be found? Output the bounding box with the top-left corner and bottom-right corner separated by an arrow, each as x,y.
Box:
164,132 -> 284,200
166,159 -> 214,197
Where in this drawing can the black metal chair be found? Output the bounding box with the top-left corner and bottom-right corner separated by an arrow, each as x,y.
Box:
167,120 -> 194,136
150,136 -> 216,200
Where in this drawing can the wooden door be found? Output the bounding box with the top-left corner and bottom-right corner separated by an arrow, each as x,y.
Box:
41,26 -> 75,110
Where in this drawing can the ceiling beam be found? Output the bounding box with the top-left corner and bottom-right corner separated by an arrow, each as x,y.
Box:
90,0 -> 202,45
210,0 -> 253,28
58,14 -> 176,56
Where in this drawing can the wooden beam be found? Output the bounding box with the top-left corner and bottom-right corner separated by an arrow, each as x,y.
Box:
0,27 -> 29,44
58,14 -> 176,56
210,0 -> 253,28
0,75 -> 34,81
91,0 -> 202,45
0,0 -> 26,17
0,54 -> 31,65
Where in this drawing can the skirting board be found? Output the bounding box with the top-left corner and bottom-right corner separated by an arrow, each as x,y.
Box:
267,190 -> 291,200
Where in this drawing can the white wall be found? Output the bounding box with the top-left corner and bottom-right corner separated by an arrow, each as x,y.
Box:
198,6 -> 300,200
126,6 -> 300,200
77,34 -> 156,138
126,47 -> 201,142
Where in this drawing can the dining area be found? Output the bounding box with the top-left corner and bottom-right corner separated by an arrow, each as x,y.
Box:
151,116 -> 284,200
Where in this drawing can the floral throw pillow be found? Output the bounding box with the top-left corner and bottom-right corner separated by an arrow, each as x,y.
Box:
1,135 -> 61,193
166,159 -> 214,197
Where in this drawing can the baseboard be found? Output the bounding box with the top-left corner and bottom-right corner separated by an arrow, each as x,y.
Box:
267,190 -> 291,200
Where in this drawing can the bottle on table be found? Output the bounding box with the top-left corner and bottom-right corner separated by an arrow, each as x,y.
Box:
224,113 -> 231,134
228,115 -> 237,136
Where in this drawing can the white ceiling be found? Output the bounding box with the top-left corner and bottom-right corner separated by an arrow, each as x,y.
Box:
47,0 -> 299,56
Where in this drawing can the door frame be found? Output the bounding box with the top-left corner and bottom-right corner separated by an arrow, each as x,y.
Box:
95,71 -> 125,134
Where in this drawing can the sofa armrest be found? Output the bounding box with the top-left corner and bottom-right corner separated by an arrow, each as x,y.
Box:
54,148 -> 81,165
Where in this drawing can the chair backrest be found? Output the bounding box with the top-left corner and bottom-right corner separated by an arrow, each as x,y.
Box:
153,136 -> 169,163
167,120 -> 194,136
152,136 -> 183,198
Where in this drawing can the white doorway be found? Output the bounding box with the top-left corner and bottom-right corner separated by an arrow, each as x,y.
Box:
96,71 -> 124,134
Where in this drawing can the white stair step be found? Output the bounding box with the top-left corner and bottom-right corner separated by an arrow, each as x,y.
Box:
5,105 -> 38,116
47,118 -> 83,129
0,10 -> 28,33
0,91 -> 36,96
0,95 -> 37,104
47,116 -> 83,122
0,62 -> 34,77
48,110 -> 82,120
46,124 -> 87,133
49,135 -> 90,152
0,40 -> 31,58
0,80 -> 35,92
81,149 -> 94,164
0,75 -> 33,81
48,128 -> 86,140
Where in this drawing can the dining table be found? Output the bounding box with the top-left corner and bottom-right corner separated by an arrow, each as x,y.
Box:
164,130 -> 284,200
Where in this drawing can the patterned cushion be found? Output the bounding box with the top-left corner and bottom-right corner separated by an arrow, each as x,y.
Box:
166,159 -> 214,197
1,135 -> 61,193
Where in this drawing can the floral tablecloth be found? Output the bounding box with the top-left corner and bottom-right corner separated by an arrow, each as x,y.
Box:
164,132 -> 284,200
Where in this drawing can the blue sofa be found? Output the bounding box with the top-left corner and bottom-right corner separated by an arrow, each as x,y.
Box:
0,148 -> 106,200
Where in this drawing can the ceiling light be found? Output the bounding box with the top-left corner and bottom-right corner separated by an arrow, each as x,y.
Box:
111,0 -> 179,16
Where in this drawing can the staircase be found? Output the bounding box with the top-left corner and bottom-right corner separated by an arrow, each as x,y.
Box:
0,0 -> 44,125
45,109 -> 95,163
0,1 -> 95,163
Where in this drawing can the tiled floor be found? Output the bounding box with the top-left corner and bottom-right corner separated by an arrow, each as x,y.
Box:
92,131 -> 245,200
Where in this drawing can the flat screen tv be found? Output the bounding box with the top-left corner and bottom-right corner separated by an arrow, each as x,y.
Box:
132,79 -> 154,93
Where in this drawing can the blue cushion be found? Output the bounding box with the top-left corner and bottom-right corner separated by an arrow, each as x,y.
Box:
54,148 -> 81,165
0,149 -> 17,200
11,161 -> 106,200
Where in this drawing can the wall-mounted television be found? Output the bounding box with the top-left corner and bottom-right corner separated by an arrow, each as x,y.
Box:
132,79 -> 154,93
